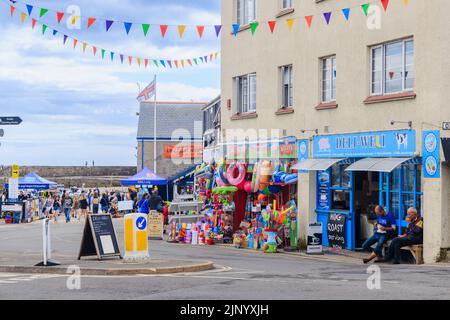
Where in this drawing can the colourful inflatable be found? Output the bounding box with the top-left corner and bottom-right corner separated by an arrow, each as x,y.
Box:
218,160 -> 229,185
251,162 -> 261,193
259,161 -> 273,190
226,162 -> 247,187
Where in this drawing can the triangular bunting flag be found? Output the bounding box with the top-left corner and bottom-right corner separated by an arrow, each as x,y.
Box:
305,16 -> 313,28
52,30 -> 58,36
187,59 -> 192,67
21,12 -> 26,24
181,60 -> 185,68
39,8 -> 48,18
286,18 -> 294,31
31,19 -> 36,29
137,58 -> 141,67
215,52 -> 219,60
56,12 -> 64,24
178,25 -> 186,38
153,60 -> 158,67
142,24 -> 150,36
210,53 -> 213,61
106,20 -> 114,32
167,60 -> 172,68
323,12 -> 332,25
82,42 -> 87,52
200,57 -> 204,64
101,49 -> 105,59
193,58 -> 198,65
361,4 -> 370,16
42,24 -> 47,35
73,39 -> 78,49
250,21 -> 259,35
128,56 -> 133,65
196,25 -> 205,38
71,16 -> 79,25
268,21 -> 276,33
26,4 -> 33,16
10,5 -> 15,17
342,8 -> 351,21
63,35 -> 68,44
87,18 -> 96,28
120,55 -> 124,64
144,59 -> 149,68
93,46 -> 97,56
124,22 -> 133,35
232,23 -> 240,36
174,60 -> 178,68
160,60 -> 166,68
214,25 -> 222,37
111,52 -> 115,61
403,0 -> 410,6
381,0 -> 390,12
160,25 -> 168,38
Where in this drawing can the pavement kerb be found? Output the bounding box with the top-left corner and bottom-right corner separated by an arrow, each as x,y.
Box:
0,261 -> 215,276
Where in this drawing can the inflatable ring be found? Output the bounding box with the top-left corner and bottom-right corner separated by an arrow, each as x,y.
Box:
251,162 -> 261,193
218,161 -> 229,185
227,162 -> 246,187
284,173 -> 298,185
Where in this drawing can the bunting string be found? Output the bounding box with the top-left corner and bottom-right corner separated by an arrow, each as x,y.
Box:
5,3 -> 220,69
5,0 -> 410,39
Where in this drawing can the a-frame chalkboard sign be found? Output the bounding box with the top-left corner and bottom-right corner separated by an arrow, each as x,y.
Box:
78,214 -> 122,260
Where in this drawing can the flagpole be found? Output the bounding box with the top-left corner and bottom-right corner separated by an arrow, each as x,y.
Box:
153,74 -> 157,174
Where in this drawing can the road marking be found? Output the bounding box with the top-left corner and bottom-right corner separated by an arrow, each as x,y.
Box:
0,273 -> 62,285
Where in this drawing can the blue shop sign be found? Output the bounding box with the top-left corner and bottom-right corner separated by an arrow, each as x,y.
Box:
313,130 -> 416,158
422,130 -> 440,178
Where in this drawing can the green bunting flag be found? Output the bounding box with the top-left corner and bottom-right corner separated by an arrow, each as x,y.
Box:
250,21 -> 259,35
142,24 -> 150,36
39,8 -> 48,18
42,24 -> 47,35
101,49 -> 105,59
361,3 -> 370,16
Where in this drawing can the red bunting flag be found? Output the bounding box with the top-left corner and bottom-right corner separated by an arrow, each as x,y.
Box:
187,59 -> 192,67
144,59 -> 149,68
56,12 -> 64,24
305,15 -> 313,28
381,0 -> 390,11
160,25 -> 168,38
73,39 -> 78,49
31,18 -> 37,29
10,5 -> 15,17
196,25 -> 205,38
174,60 -> 179,68
92,46 -> 97,56
128,56 -> 132,65
268,20 -> 276,33
87,18 -> 96,28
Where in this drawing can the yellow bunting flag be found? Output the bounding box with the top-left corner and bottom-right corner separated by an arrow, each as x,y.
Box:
403,0 -> 410,5
181,59 -> 185,68
178,25 -> 186,38
286,18 -> 295,31
137,57 -> 141,67
82,42 -> 87,53
71,16 -> 80,25
21,12 -> 26,24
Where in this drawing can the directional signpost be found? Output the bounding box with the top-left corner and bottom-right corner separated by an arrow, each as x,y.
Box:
0,117 -> 22,125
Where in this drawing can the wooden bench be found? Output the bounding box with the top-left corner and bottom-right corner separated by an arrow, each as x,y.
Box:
382,240 -> 424,264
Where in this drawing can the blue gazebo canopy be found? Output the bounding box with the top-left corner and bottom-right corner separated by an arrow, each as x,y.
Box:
121,167 -> 168,186
6,172 -> 59,190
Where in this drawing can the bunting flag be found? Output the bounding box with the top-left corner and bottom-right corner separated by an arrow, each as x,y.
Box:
20,11 -> 26,23
144,59 -> 149,68
87,17 -> 96,28
120,54 -> 124,64
105,20 -> 114,32
323,12 -> 332,25
25,4 -> 32,15
10,5 -> 15,17
101,48 -> 105,59
142,24 -> 150,36
177,25 -> 186,38
403,0 -> 410,6
214,25 -> 222,37
232,23 -> 240,36
39,8 -> 48,18
52,30 -> 57,36
73,38 -> 78,49
63,34 -> 68,44
71,16 -> 79,25
286,18 -> 294,31
268,20 -> 276,33
82,42 -> 87,52
381,0 -> 390,12
92,46 -> 97,56
31,18 -> 36,29
160,25 -> 168,37
41,24 -> 47,35
361,3 -> 370,16
110,52 -> 115,61
124,22 -> 133,34
250,21 -> 258,35
305,15 -> 313,28
342,8 -> 351,21
196,25 -> 205,38
56,11 -> 64,24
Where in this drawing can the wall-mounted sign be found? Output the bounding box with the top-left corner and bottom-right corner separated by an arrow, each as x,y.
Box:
12,164 -> 20,179
313,130 -> 416,158
422,130 -> 440,178
443,122 -> 450,131
327,213 -> 346,249
316,171 -> 331,211
164,144 -> 202,159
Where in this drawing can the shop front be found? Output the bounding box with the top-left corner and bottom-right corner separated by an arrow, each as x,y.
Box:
296,129 -> 421,251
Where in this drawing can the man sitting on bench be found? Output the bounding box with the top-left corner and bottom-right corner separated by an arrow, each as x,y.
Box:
376,207 -> 423,264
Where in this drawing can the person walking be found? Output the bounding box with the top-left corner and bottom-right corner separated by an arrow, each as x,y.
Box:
72,193 -> 80,220
92,192 -> 100,214
100,193 -> 109,213
79,191 -> 89,220
44,194 -> 54,219
62,191 -> 73,223
138,193 -> 150,214
52,195 -> 61,223
149,189 -> 163,212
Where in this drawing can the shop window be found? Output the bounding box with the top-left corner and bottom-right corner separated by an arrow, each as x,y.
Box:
370,38 -> 414,95
236,0 -> 257,25
235,73 -> 257,114
321,55 -> 336,103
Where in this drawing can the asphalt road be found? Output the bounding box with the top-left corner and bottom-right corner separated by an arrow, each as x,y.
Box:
1,219 -> 450,300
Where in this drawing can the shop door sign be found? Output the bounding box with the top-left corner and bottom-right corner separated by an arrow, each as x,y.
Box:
317,171 -> 331,211
422,130 -> 440,178
327,214 -> 346,249
136,216 -> 147,231
307,223 -> 323,254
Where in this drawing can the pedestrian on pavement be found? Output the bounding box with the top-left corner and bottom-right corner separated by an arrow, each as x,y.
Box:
100,193 -> 109,213
62,191 -> 73,223
79,191 -> 89,220
92,192 -> 100,214
44,194 -> 54,219
52,195 -> 61,223
376,208 -> 423,264
72,193 -> 80,219
362,205 -> 396,264
149,189 -> 163,212
138,193 -> 150,214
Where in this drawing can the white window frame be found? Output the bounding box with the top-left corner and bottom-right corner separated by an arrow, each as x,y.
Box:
282,0 -> 293,9
236,0 -> 257,25
370,38 -> 414,96
321,55 -> 336,103
235,73 -> 257,114
280,65 -> 293,108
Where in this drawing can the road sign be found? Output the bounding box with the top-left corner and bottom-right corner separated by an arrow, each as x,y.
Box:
443,122 -> 450,131
0,117 -> 22,125
12,164 -> 20,179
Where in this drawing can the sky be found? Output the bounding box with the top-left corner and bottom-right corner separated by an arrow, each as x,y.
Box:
0,0 -> 221,166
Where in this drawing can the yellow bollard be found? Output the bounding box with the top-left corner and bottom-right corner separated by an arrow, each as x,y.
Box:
123,213 -> 150,263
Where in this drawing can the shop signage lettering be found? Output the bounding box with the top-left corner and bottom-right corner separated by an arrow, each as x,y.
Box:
313,130 -> 416,158
422,130 -> 440,178
327,213 -> 346,249
164,144 -> 202,159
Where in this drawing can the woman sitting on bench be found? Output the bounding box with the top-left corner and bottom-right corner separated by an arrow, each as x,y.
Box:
362,206 -> 396,264
376,207 -> 423,264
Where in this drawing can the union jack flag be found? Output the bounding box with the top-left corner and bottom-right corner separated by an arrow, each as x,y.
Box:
136,79 -> 156,102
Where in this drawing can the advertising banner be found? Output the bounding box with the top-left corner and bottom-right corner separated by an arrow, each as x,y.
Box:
422,130 -> 440,178
327,213 -> 346,249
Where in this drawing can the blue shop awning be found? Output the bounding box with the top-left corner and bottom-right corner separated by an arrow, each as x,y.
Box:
291,158 -> 346,171
345,157 -> 413,173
